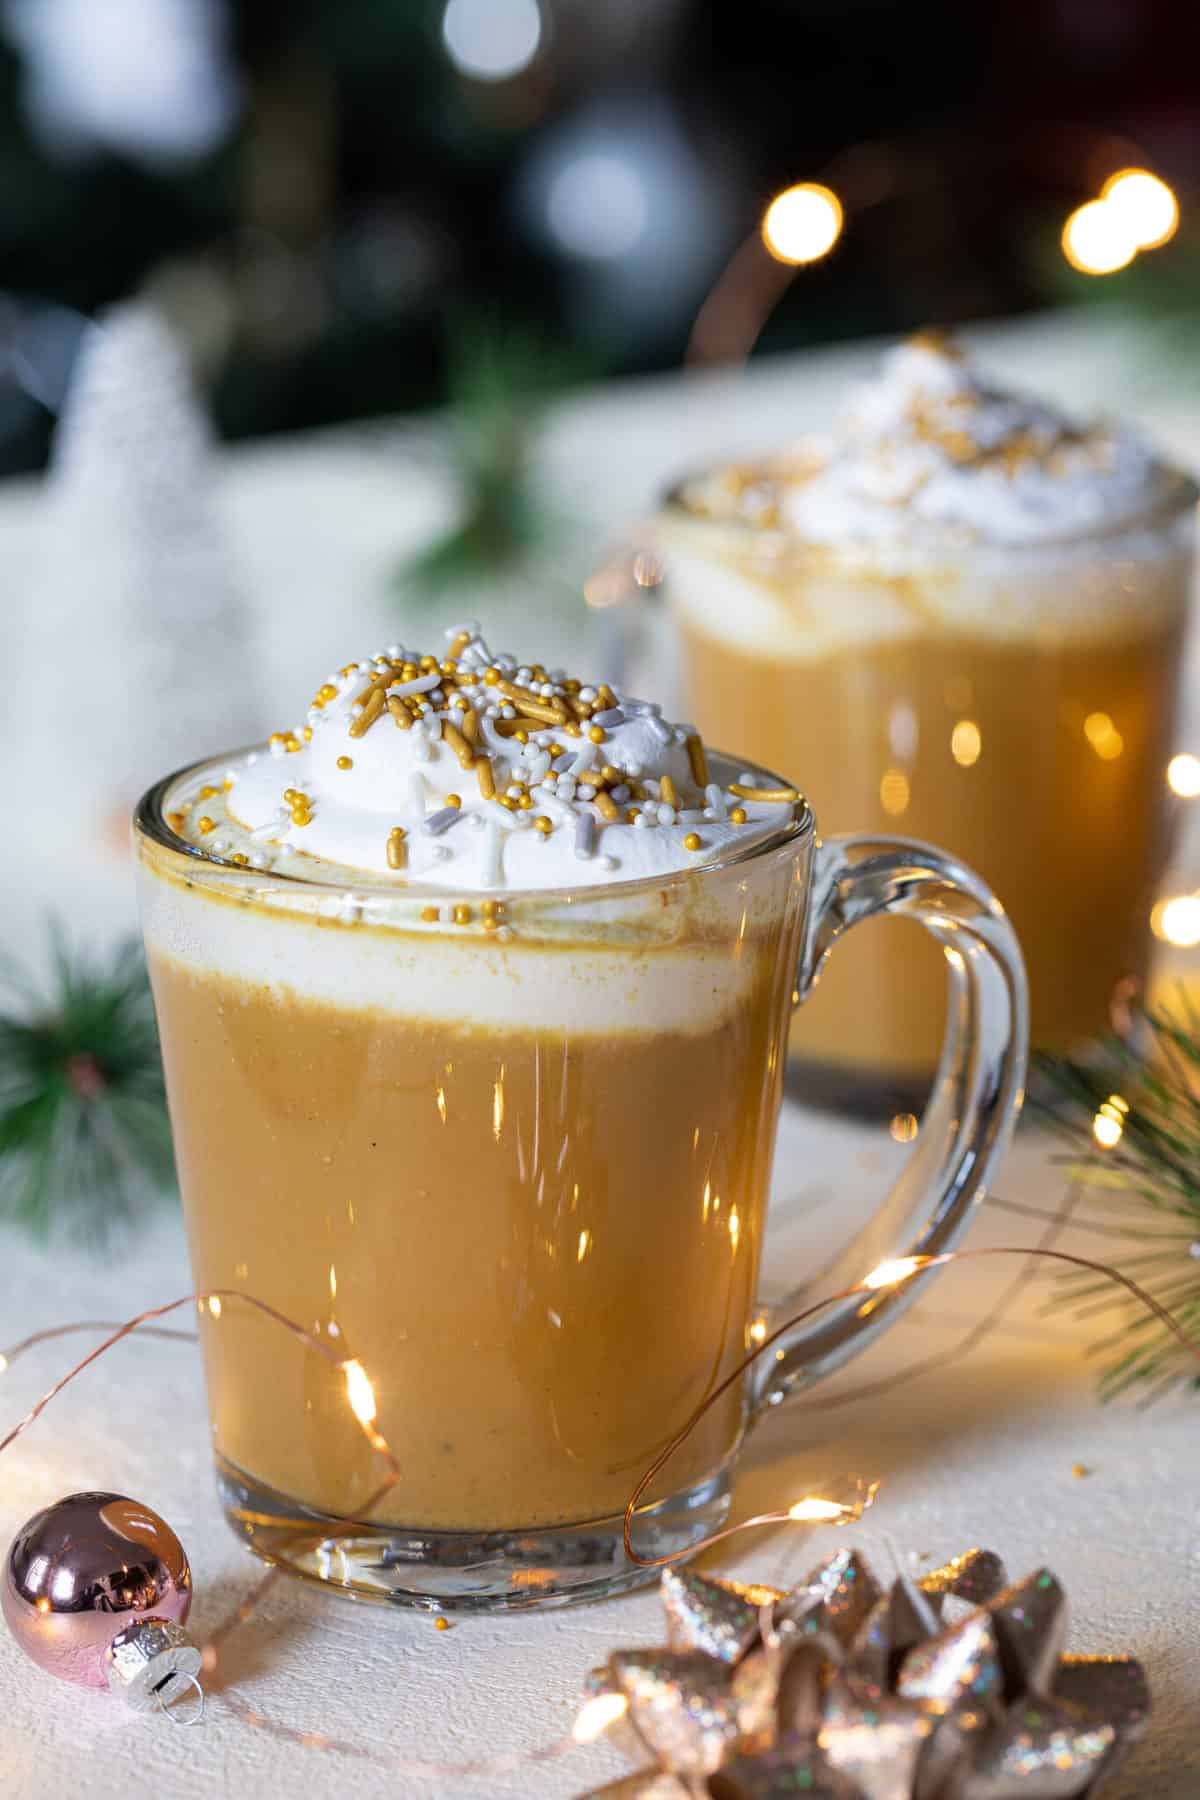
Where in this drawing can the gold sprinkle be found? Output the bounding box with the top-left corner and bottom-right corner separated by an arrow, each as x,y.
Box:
684,832 -> 702,852
166,810 -> 186,832
564,722 -> 582,739
420,655 -> 438,672
232,852 -> 249,866
730,806 -> 747,825
387,827 -> 407,870
475,756 -> 496,800
446,794 -> 462,809
435,1616 -> 450,1632
386,695 -> 413,731
597,684 -> 617,709
302,726 -> 312,741
420,905 -> 440,923
728,781 -> 801,804
197,815 -> 215,834
481,898 -> 502,924
625,807 -> 640,822
660,774 -> 678,809
453,903 -> 472,926
588,726 -> 606,744
442,722 -> 474,768
594,792 -> 619,822
686,734 -> 709,787
447,630 -> 472,660
534,816 -> 553,835
198,784 -> 218,800
517,794 -> 532,809
1072,1463 -> 1093,1480
336,755 -> 353,770
348,687 -> 385,737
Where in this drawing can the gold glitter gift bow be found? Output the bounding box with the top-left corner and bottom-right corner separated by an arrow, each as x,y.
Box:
578,1549 -> 1149,1798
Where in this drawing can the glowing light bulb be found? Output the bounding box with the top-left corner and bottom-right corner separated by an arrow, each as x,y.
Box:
1061,200 -> 1137,275
1153,894 -> 1200,948
1167,754 -> 1200,798
1092,1095 -> 1127,1150
863,1256 -> 924,1290
762,184 -> 843,265
950,719 -> 982,768
573,1692 -> 629,1743
441,0 -> 542,82
1101,169 -> 1179,251
344,1358 -> 377,1426
788,1497 -> 851,1523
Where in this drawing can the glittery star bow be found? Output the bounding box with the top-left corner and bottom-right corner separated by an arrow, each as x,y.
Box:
581,1548 -> 1149,1799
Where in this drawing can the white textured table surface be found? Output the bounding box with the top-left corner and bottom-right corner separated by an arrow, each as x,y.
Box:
1,309 -> 1199,1797
1,1108 -> 1197,1799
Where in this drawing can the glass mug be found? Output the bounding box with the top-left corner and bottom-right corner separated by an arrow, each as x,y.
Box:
135,750 -> 1026,1610
654,478 -> 1195,1098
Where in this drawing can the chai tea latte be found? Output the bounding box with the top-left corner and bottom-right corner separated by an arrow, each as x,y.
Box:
138,628 -> 807,1533
662,337 -> 1195,1081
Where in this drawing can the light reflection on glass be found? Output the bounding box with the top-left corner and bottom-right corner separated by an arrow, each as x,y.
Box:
1167,753 -> 1200,797
950,719 -> 982,767
879,767 -> 910,816
1152,894 -> 1200,947
576,1229 -> 592,1263
1084,711 -> 1124,761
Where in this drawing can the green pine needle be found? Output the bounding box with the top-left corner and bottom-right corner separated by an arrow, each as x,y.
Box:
0,930 -> 175,1243
1038,999 -> 1200,1400
396,318 -> 581,603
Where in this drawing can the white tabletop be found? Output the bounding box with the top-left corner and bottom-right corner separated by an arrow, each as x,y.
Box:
1,308 -> 1199,1796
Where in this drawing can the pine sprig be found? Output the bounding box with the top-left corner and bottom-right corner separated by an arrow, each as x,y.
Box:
1039,1000 -> 1200,1401
0,931 -> 175,1242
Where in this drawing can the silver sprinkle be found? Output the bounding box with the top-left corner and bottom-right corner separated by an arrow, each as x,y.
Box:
574,813 -> 597,860
609,783 -> 631,804
552,754 -> 575,773
644,715 -> 673,745
591,707 -> 625,727
424,807 -> 463,836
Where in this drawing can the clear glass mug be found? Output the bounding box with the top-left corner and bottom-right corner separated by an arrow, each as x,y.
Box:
135,751 -> 1026,1611
649,480 -> 1196,1102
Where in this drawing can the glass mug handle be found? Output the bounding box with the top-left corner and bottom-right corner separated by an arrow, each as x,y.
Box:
749,834 -> 1029,1413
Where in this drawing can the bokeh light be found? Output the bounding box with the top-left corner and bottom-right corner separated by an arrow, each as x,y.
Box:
1166,754 -> 1200,797
1061,200 -> 1137,275
950,719 -> 982,767
879,767 -> 910,816
1092,1094 -> 1127,1150
762,183 -> 843,266
1152,894 -> 1200,947
1101,168 -> 1179,251
442,0 -> 542,83
1084,711 -> 1124,761
547,152 -> 649,260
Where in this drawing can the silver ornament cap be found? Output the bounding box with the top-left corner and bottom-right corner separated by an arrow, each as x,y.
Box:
105,1617 -> 203,1716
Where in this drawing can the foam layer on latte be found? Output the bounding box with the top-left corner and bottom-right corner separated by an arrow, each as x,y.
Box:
163,626 -> 801,890
680,335 -> 1186,550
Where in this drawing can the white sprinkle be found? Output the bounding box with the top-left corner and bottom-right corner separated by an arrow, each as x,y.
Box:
431,843 -> 452,861
552,754 -> 574,773
569,743 -> 597,777
577,785 -> 596,801
386,643 -> 403,657
249,852 -> 268,868
601,855 -> 618,871
657,804 -> 678,826
387,672 -> 442,699
525,752 -> 551,786
644,716 -> 673,745
557,777 -> 577,802
480,819 -> 503,887
579,686 -> 597,702
269,739 -> 286,758
610,783 -> 630,804
705,783 -> 728,820
246,753 -> 259,767
622,697 -> 662,716
634,812 -> 653,829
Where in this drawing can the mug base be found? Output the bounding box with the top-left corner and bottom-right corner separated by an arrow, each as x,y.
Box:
215,1456 -> 733,1612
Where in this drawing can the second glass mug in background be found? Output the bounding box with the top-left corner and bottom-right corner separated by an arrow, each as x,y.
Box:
654,478 -> 1196,1094
136,754 -> 1025,1610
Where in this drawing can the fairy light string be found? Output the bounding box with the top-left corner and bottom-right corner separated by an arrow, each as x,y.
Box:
0,1245 -> 1198,1780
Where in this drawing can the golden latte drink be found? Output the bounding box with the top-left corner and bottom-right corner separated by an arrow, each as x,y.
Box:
662,338 -> 1195,1083
136,620 -> 1027,1607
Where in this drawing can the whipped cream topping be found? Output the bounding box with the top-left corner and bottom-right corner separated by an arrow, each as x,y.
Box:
680,335 -> 1185,548
166,626 -> 802,891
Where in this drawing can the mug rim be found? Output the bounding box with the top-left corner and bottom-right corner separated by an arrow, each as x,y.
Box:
134,746 -> 817,910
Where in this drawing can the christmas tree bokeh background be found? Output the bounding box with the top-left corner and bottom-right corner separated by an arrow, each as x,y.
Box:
0,0 -> 1193,477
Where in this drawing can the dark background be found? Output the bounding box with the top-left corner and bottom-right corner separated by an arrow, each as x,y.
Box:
0,0 -> 1194,474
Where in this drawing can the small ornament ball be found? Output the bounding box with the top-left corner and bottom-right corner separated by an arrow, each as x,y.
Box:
2,1491 -> 198,1709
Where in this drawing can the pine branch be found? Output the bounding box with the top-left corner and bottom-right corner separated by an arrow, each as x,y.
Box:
0,930 -> 175,1244
1037,1002 -> 1200,1399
